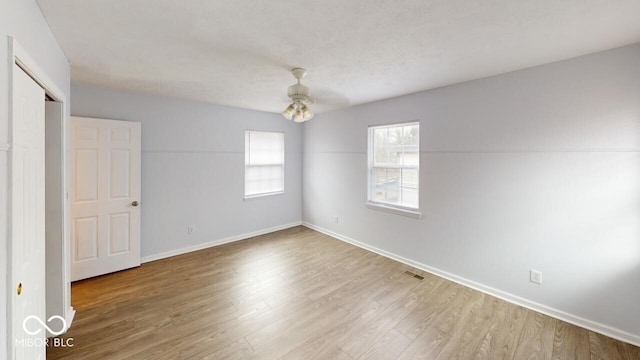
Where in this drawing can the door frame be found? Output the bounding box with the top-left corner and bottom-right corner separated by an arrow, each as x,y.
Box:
7,37 -> 74,356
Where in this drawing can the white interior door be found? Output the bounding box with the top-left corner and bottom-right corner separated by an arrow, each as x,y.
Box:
11,64 -> 46,360
70,117 -> 141,281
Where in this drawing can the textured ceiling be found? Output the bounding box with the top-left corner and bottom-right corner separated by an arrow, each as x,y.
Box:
37,0 -> 640,114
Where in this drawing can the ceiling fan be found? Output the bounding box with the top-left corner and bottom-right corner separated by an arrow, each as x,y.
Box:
282,68 -> 314,122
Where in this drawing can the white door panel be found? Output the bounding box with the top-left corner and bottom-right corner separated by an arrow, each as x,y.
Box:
70,117 -> 141,281
12,64 -> 46,360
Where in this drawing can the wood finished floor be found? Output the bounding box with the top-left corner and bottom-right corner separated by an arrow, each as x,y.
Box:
48,226 -> 639,360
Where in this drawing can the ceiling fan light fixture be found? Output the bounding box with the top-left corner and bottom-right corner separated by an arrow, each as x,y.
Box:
293,107 -> 305,122
282,67 -> 315,123
281,104 -> 295,120
301,105 -> 314,121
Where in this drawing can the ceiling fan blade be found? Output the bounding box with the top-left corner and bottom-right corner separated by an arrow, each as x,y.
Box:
309,88 -> 350,107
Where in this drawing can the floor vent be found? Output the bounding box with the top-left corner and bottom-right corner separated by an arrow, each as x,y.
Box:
403,270 -> 425,280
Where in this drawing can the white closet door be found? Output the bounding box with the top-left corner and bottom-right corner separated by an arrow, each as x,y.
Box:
11,64 -> 46,360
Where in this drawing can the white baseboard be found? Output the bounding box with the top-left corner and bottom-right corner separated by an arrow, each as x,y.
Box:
141,221 -> 303,263
302,222 -> 640,347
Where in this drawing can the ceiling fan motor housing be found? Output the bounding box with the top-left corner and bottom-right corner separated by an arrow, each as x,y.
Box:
288,83 -> 310,104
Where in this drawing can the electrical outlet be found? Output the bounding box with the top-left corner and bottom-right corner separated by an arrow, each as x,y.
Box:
187,225 -> 195,234
530,270 -> 542,284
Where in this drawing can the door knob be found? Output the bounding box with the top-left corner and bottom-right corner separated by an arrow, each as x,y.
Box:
17,283 -> 22,295
131,201 -> 139,207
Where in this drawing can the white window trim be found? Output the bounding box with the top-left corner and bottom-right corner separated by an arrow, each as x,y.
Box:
367,121 -> 421,217
243,191 -> 285,201
366,201 -> 422,219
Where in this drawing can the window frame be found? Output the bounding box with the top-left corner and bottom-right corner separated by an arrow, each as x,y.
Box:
244,130 -> 285,199
367,121 -> 422,218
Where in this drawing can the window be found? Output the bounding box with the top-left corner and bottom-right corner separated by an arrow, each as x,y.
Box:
245,131 -> 285,197
368,122 -> 420,216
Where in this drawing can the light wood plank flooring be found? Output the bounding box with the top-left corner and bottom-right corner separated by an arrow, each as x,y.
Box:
48,226 -> 639,359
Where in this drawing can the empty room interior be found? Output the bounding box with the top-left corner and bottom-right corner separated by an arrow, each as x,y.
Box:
2,0 -> 640,359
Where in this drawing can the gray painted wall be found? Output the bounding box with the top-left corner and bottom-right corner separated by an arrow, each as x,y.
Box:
302,43 -> 640,341
1,0 -> 70,357
71,85 -> 303,259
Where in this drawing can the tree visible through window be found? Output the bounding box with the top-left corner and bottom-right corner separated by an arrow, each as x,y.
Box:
368,122 -> 419,210
245,131 -> 285,197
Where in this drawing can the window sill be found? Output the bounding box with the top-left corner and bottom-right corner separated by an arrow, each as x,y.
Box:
243,191 -> 285,201
366,202 -> 422,219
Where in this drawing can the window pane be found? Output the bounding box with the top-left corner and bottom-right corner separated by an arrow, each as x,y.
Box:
245,131 -> 284,196
400,168 -> 419,207
400,151 -> 419,166
368,122 -> 419,211
373,128 -> 389,164
372,167 -> 400,203
403,124 -> 419,147
401,124 -> 419,166
245,165 -> 284,196
246,131 -> 284,165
